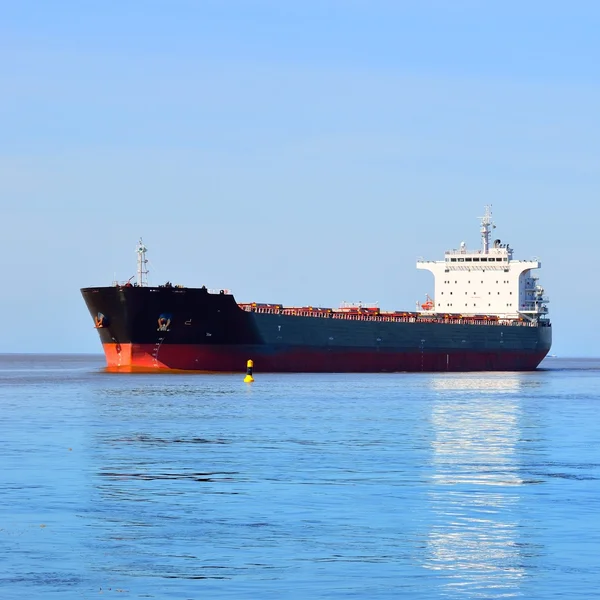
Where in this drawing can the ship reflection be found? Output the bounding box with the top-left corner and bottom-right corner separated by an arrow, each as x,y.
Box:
430,372 -> 526,393
423,373 -> 537,597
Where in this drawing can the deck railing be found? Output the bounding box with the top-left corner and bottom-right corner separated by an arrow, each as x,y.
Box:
238,305 -> 549,327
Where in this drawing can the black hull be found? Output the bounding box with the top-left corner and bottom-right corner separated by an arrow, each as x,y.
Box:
81,286 -> 552,372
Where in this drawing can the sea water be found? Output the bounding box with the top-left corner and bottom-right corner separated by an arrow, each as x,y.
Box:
0,354 -> 599,599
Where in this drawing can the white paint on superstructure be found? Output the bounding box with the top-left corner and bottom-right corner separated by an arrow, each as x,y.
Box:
417,206 -> 549,320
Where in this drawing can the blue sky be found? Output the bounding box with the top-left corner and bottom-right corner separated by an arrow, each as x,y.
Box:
1,1 -> 599,356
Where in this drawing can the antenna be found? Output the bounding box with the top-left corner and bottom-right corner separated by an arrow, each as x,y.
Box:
479,205 -> 495,254
136,238 -> 149,286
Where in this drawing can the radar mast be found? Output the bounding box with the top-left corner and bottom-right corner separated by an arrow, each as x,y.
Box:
479,205 -> 495,254
136,238 -> 149,287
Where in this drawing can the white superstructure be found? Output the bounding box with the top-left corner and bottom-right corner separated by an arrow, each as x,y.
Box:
417,206 -> 549,321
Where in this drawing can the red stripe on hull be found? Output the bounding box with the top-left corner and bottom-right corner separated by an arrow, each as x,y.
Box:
101,343 -> 548,373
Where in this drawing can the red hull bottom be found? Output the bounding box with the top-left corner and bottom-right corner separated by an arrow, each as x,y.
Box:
102,343 -> 548,372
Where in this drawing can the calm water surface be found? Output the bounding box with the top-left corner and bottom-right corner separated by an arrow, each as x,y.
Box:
1,354 -> 599,599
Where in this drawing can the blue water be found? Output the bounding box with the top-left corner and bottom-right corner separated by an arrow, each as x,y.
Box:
1,355 -> 599,599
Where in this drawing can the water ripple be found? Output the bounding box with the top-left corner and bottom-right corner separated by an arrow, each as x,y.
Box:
1,355 -> 600,599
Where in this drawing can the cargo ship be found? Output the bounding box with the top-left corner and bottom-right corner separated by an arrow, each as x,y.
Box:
81,207 -> 551,372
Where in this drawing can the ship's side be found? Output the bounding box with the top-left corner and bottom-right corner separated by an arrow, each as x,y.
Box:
81,285 -> 551,372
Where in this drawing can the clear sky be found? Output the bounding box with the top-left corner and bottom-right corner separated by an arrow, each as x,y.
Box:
1,1 -> 598,356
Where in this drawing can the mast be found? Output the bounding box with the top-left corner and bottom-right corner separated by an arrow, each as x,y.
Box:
136,238 -> 149,286
479,205 -> 495,254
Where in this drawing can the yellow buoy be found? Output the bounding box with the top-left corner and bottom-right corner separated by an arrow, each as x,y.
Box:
244,359 -> 254,383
